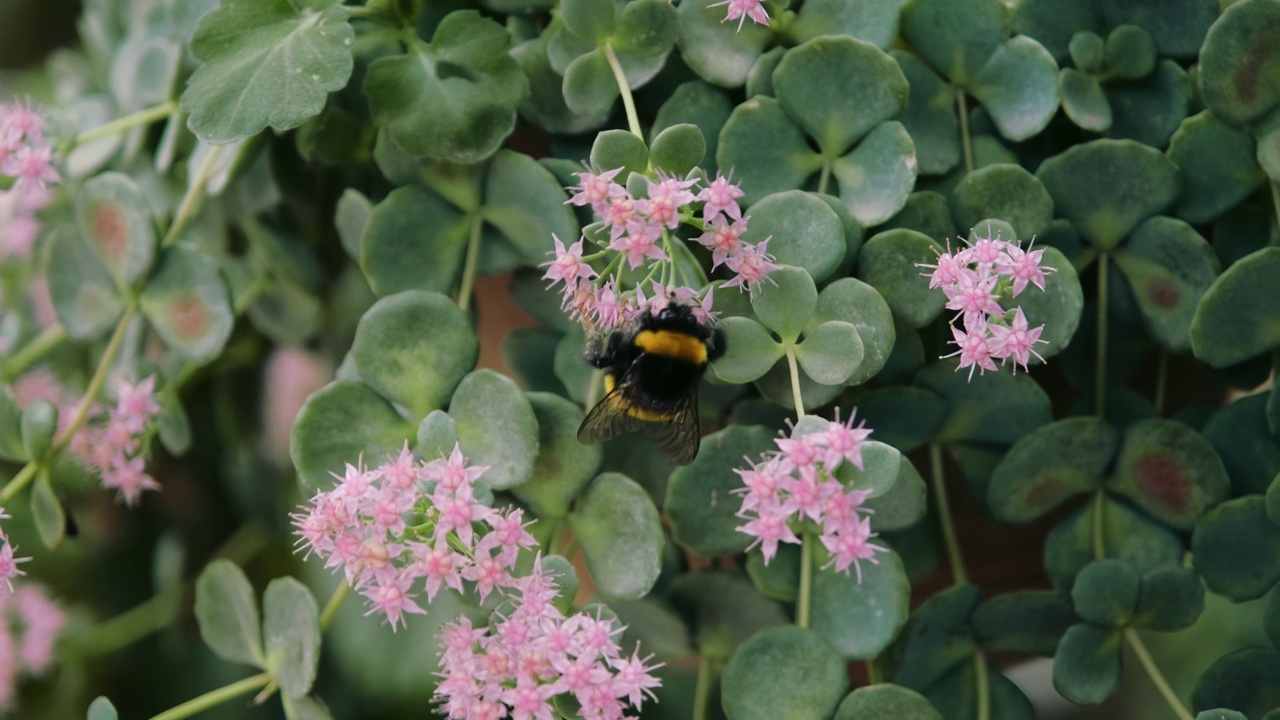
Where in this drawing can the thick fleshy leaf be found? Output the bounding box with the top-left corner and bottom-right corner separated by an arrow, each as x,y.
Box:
972,591 -> 1076,656
811,547 -> 910,659
31,471 -> 65,549
87,697 -> 118,720
865,457 -> 927,531
853,387 -> 946,452
181,0 -> 353,143
721,626 -> 849,720
363,11 -> 527,163
856,229 -> 944,329
1098,0 -> 1218,60
792,0 -> 903,49
0,390 -> 25,462
1052,624 -> 1123,705
665,425 -> 775,556
810,278 -> 895,386
20,400 -> 56,464
750,265 -> 817,342
359,185 -> 469,297
1071,559 -> 1140,627
712,317 -> 785,384
676,0 -> 770,88
1190,248 -> 1280,368
46,227 -> 125,341
892,51 -> 960,176
717,96 -> 822,205
670,570 -> 789,660
448,370 -> 539,489
649,124 -> 705,177
1198,0 -> 1280,126
1192,495 -> 1280,602
1104,60 -> 1189,149
969,36 -> 1060,142
1070,31 -> 1105,73
1045,500 -> 1183,593
923,661 -> 1036,720
76,172 -> 157,289
568,473 -> 663,599
1036,139 -> 1180,249
988,417 -> 1118,523
744,191 -> 846,283
745,47 -> 784,98
1168,111 -> 1266,225
950,164 -> 1054,240
1108,418 -> 1229,529
1192,648 -> 1280,719
834,684 -> 941,720
139,245 -> 234,363
562,48 -> 617,118
915,361 -> 1052,445
1006,246 -> 1083,361
900,0 -> 1009,87
195,560 -> 264,668
832,121 -> 918,225
795,321 -> 863,386
650,81 -> 733,173
512,36 -> 609,136
1103,25 -> 1156,80
561,0 -> 614,43
612,0 -> 678,57
263,577 -> 320,698
1113,217 -> 1221,351
1060,68 -> 1112,132
482,150 -> 578,263
510,393 -> 601,517
590,130 -> 649,179
882,583 -> 981,691
290,380 -> 415,486
334,188 -> 370,262
416,410 -> 458,462
1013,0 -> 1098,63
745,543 -> 800,602
1132,566 -> 1204,632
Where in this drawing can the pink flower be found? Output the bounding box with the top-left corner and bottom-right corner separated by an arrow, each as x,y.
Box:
101,455 -> 161,506
996,241 -> 1051,296
722,237 -> 779,291
988,307 -> 1047,372
361,573 -> 426,632
738,504 -> 801,563
699,172 -> 744,222
696,215 -> 749,269
614,221 -> 667,270
592,280 -> 626,329
919,240 -> 970,289
708,0 -> 770,31
0,544 -> 28,592
542,234 -> 597,290
818,409 -> 873,471
943,325 -> 999,381
14,584 -> 65,674
567,167 -> 625,213
2,143 -> 59,190
115,376 -> 162,433
820,516 -> 884,581
944,268 -> 1003,325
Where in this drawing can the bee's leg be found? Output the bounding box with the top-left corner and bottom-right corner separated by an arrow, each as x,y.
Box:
707,328 -> 727,362
587,331 -> 632,368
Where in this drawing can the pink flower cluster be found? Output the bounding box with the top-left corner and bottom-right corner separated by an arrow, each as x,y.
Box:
918,227 -> 1054,380
734,412 -> 886,580
708,0 -> 770,31
0,102 -> 59,260
70,376 -> 164,505
436,559 -> 661,720
293,444 -> 539,630
0,509 -> 29,592
0,582 -> 64,710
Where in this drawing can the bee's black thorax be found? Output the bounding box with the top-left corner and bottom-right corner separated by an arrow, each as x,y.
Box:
585,303 -> 726,409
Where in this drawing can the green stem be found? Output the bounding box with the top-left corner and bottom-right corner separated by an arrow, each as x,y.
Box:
1271,181 -> 1280,236
1096,252 -> 1109,420
784,346 -> 806,417
956,88 -> 974,174
319,579 -> 350,631
1091,489 -> 1107,560
1154,349 -> 1168,417
797,532 -> 813,629
148,672 -> 272,720
72,100 -> 177,149
865,658 -> 883,685
974,653 -> 991,720
602,43 -> 643,139
161,145 -> 224,248
929,443 -> 968,585
1125,629 -> 1194,720
817,160 -> 832,196
2,324 -> 68,381
457,214 -> 483,312
692,655 -> 714,720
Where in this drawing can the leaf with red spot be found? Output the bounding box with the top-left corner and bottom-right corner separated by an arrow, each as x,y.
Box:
1112,216 -> 1221,352
75,172 -> 159,291
139,246 -> 234,363
987,417 -> 1119,523
1107,418 -> 1230,530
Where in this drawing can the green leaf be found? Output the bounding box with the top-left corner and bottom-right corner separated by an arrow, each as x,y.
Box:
20,400 -> 57,463
31,471 -> 65,550
988,417 -> 1118,523
745,47 -> 785,98
415,410 -> 458,462
1045,499 -> 1183,593
717,96 -> 822,205
561,0 -> 615,43
892,51 -> 961,176
45,227 -> 126,341
972,591 -> 1076,656
1199,0 -> 1280,126
1194,711 -> 1248,720
676,0 -> 770,88
1107,418 -> 1229,529
1132,566 -> 1204,632
1168,111 -> 1266,225
510,392 -> 602,517
665,425 -> 775,556
1098,0 -> 1217,60
482,150 -> 579,263
363,11 -> 527,163
76,172 -> 158,289
511,36 -> 609,136
282,694 -> 333,720
1104,60 -> 1190,149
195,560 -> 264,668
553,326 -> 594,405
87,697 -> 118,720
856,386 -> 945,452
750,265 -> 817,342
1192,495 -> 1280,602
591,129 -> 649,179
563,48 -> 617,117
1071,559 -> 1140,627
613,0 -> 679,57
1007,246 -> 1084,361
792,0 -> 904,49
745,191 -> 847,283
351,291 -> 477,417
1069,31 -> 1105,73
882,583 -> 981,690
746,543 -> 801,602
856,229 -> 944,329
181,0 -> 353,143
1104,25 -> 1156,80
900,0 -> 1009,86
950,164 -> 1054,241
712,316 -> 785,384
1112,217 -> 1220,352
1190,247 -> 1280,368
650,81 -> 733,173
0,389 -> 24,462
915,361 -> 1052,445
811,547 -> 910,659
832,121 -> 918,226
834,684 -> 942,720
290,380 -> 416,486
795,321 -> 863,385
360,185 -> 469,297
263,577 -> 321,698
1052,624 -> 1124,705
721,626 -> 849,720
1204,395 -> 1280,495
568,473 -> 663,599
1192,647 -> 1280,719
1060,68 -> 1112,132
671,570 -> 788,660
969,36 -> 1060,142
448,370 -> 539,490
139,245 -> 234,363
923,661 -> 1036,720
1035,139 -> 1180,249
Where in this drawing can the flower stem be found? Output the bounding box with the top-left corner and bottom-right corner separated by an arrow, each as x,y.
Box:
457,214 -> 484,312
72,100 -> 177,149
1,323 -> 68,381
973,653 -> 991,720
797,532 -> 813,629
692,654 -> 714,720
1271,181 -> 1280,235
1095,252 -> 1109,420
1091,489 -> 1107,560
817,160 -> 832,196
784,346 -> 806,417
929,443 -> 968,585
866,658 -> 883,685
1125,629 -> 1194,720
148,672 -> 272,720
1154,349 -> 1168,417
162,145 -> 224,248
319,579 -> 350,631
602,43 -> 643,140
956,88 -> 974,174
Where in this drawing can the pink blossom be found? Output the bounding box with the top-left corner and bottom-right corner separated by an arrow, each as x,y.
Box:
988,307 -> 1047,372
14,584 -> 64,674
542,234 -> 597,290
614,221 -> 667,270
722,237 -> 779,291
3,143 -> 59,190
943,325 -> 999,381
699,172 -> 744,222
567,167 -> 625,213
738,505 -> 801,563
592,280 -> 627,329
101,455 -> 161,506
361,573 -> 426,631
115,376 -> 162,433
708,0 -> 770,31
996,241 -> 1051,296
0,544 -> 28,592
696,215 -> 748,269
820,516 -> 884,581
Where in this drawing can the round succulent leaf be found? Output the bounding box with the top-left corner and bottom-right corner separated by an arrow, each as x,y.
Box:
194,560 -> 264,668
45,228 -> 124,341
567,472 -> 663,599
791,0 -> 904,49
1104,25 -> 1157,80
1131,566 -> 1204,632
746,47 -> 785,98
1045,499 -> 1183,593
363,11 -> 528,163
1052,624 -> 1124,705
1192,495 -> 1280,601
553,326 -> 595,405
900,0 -> 1010,87
1195,711 -> 1249,720
794,321 -> 863,386
1006,245 -> 1083,362
712,316 -> 785,384
351,291 -> 477,417
334,188 -> 371,262
721,626 -> 849,720
1098,0 -> 1218,60
612,0 -> 678,57
1035,139 -> 1180,250
811,546 -> 910,659
20,400 -> 56,463
1013,0 -> 1099,63
864,457 -> 926,532
834,684 -> 940,720
180,0 -> 352,144
1191,247 -> 1280,368
415,410 -> 458,462
1268,472 -> 1280,526
1192,648 -> 1280,719
1071,559 -> 1140,627
831,121 -> 918,226
972,591 -> 1077,656
750,265 -> 817,341
855,229 -> 944,329
0,390 -> 25,463
481,150 -> 579,263
262,577 -> 320,698
1199,0 -> 1280,127
31,470 -> 64,549
1168,111 -> 1266,225
878,190 -> 957,244
892,50 -> 961,176
950,164 -> 1054,240
75,172 -> 157,289
1104,60 -> 1190,149
753,358 -> 846,412
851,387 -> 946,452
833,441 -> 901,499
648,123 -> 705,176
915,361 -> 1052,446
290,380 -> 416,486
87,696 -> 118,720
716,96 -> 823,205
773,36 -> 908,156
360,185 -> 470,297
650,81 -> 733,173
563,47 -> 619,118
676,0 -> 771,88
1069,31 -> 1105,73
881,582 -> 982,690
745,543 -> 800,602
923,661 -> 1036,720
1107,418 -> 1230,529
808,279 -> 893,386
1257,112 -> 1280,183
448,370 -> 539,490
670,570 -> 789,660
1112,216 -> 1221,351
512,36 -> 610,136
988,417 -> 1119,523
742,191 -> 845,282
1060,68 -> 1113,132
590,130 -> 649,180
511,393 -> 602,518
547,22 -> 596,73
139,245 -> 234,363
968,36 -> 1061,142
665,424 -> 776,556
561,0 -> 615,43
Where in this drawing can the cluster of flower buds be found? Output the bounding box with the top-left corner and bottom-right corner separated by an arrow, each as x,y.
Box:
543,168 -> 778,331
0,582 -> 64,709
435,558 -> 662,720
69,376 -> 165,506
918,225 -> 1055,379
0,102 -> 59,260
734,412 -> 886,580
293,443 -> 539,630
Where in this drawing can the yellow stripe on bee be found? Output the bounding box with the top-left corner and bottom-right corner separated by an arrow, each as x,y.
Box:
634,329 -> 708,365
604,373 -> 616,393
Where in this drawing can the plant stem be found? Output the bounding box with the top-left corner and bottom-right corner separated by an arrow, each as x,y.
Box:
797,532 -> 813,629
73,100 -> 177,149
1125,629 -> 1194,720
817,160 -> 832,196
1096,252 -> 1109,420
973,653 -> 991,720
1271,181 -> 1280,235
1091,489 -> 1107,560
865,658 -> 883,685
692,655 -> 714,720
148,672 -> 271,720
929,443 -> 968,585
319,579 -> 350,631
161,145 -> 224,248
784,346 -> 806,417
956,88 -> 974,174
457,214 -> 484,312
2,324 -> 68,381
602,43 -> 643,140
1154,349 -> 1168,417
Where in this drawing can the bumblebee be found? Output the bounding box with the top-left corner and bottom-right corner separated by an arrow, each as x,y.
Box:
577,303 -> 726,465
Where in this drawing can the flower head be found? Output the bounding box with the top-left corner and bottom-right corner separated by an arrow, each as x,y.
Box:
708,0 -> 770,31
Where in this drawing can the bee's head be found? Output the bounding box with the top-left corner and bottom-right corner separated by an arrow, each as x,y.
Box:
656,306 -> 682,324
647,302 -> 701,333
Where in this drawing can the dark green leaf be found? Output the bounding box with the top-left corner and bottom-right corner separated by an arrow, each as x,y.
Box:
482,149 -> 579,263
1060,68 -> 1112,132
1192,495 -> 1280,602
717,96 -> 822,205
665,425 -> 775,556
811,546 -> 911,659
563,48 -> 617,117
1071,559 -> 1140,627
1052,624 -> 1124,704
1198,0 -> 1280,126
900,0 -> 1009,86
1132,566 -> 1204,632
1104,25 -> 1156,80
1113,217 -> 1221,352
915,361 -> 1052,446
988,417 -> 1118,523
834,684 -> 941,720
1190,247 -> 1280,368
973,591 -> 1076,656
290,380 -> 416,487
31,471 -> 65,549
448,370 -> 539,490
1107,418 -> 1229,529
856,229 -> 944,329
20,400 -> 57,463
1192,647 -> 1280,719
649,123 -> 705,176
1204,393 -> 1280,495
1044,500 -> 1183,593
510,392 -> 601,517
892,51 -> 961,176
76,172 -> 157,289
882,583 -> 981,691
613,0 -> 678,57
832,121 -> 918,226
46,227 -> 125,341
676,0 -> 770,88
561,0 -> 614,43
670,570 -> 788,660
721,626 -> 849,720
568,472 -> 663,599
1169,111 -> 1266,225
194,560 -> 264,668
968,36 -> 1060,142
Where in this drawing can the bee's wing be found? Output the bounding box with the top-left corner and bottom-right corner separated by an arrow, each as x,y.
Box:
641,388 -> 700,466
577,367 -> 701,466
577,377 -> 647,446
